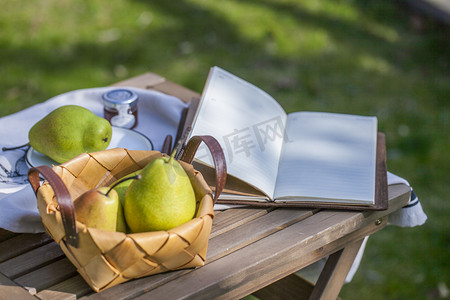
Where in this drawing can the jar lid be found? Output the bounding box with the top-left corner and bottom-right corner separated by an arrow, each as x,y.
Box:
102,89 -> 138,106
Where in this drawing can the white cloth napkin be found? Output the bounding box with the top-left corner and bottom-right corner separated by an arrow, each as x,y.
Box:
0,87 -> 188,233
386,171 -> 427,227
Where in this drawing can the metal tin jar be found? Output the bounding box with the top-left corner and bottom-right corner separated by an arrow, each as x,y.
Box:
102,89 -> 138,129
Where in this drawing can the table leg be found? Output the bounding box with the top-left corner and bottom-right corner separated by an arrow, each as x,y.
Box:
309,238 -> 364,300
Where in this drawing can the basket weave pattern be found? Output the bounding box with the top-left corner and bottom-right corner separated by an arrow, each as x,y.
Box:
35,148 -> 215,292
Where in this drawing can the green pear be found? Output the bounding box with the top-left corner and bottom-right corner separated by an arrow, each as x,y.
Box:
115,202 -> 127,233
124,151 -> 197,233
110,170 -> 143,207
109,170 -> 142,233
74,187 -> 119,232
29,105 -> 112,163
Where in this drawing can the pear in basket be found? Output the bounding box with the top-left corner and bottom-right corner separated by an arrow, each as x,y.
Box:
109,170 -> 143,232
124,150 -> 197,232
74,187 -> 120,232
110,169 -> 143,206
74,175 -> 139,232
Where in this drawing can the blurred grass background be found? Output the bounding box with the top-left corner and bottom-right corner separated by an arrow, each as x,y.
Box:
0,0 -> 448,299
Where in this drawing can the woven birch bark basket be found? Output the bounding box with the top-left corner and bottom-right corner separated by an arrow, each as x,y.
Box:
27,136 -> 226,292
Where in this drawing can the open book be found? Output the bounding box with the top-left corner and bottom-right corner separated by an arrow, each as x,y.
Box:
185,66 -> 388,210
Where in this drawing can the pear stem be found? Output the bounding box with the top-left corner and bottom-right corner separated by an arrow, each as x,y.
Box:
168,148 -> 177,164
2,143 -> 30,151
105,174 -> 141,197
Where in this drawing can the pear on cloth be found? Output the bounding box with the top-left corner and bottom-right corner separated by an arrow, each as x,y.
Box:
28,105 -> 112,163
124,151 -> 197,233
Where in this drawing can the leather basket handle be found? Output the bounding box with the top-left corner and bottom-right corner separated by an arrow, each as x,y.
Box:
28,166 -> 79,248
180,135 -> 227,204
161,134 -> 173,154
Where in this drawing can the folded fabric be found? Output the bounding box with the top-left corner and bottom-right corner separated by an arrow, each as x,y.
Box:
0,87 -> 188,233
386,171 -> 427,227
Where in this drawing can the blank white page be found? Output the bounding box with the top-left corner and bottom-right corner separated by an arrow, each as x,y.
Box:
274,112 -> 377,204
190,67 -> 287,199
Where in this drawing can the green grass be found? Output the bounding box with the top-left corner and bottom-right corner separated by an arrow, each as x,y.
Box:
1,0 -> 448,299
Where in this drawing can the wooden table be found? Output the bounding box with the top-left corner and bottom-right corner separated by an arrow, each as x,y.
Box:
0,73 -> 412,300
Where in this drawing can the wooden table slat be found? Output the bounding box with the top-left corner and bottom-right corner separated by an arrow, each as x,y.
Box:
0,241 -> 64,278
210,207 -> 272,238
36,275 -> 93,300
34,290 -> 77,300
80,269 -> 190,300
14,258 -> 77,292
0,285 -> 36,300
207,208 -> 314,262
0,273 -> 14,287
0,228 -> 17,243
0,232 -> 52,263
